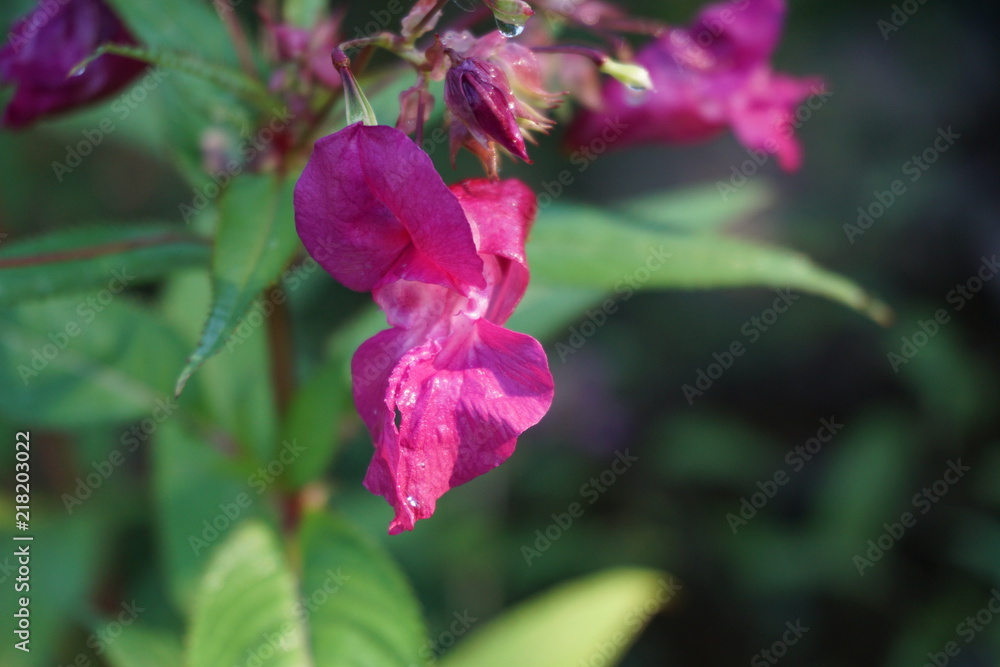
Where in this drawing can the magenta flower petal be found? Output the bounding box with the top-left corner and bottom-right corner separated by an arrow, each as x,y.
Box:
450,178 -> 536,323
687,0 -> 785,68
356,319 -> 554,534
0,0 -> 145,128
294,123 -> 485,293
566,0 -> 821,172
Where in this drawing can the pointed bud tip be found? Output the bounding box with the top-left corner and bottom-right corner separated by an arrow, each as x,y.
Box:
600,59 -> 654,91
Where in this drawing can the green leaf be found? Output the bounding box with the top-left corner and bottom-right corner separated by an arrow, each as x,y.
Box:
103,0 -> 239,64
0,297 -> 191,427
187,521 -> 309,667
440,568 -> 673,667
153,420 -> 273,612
529,202 -> 892,325
506,284 -> 607,341
0,225 -> 209,306
176,174 -> 300,395
298,510 -> 428,666
102,625 -> 184,667
162,269 -> 278,464
612,180 -> 773,234
76,43 -> 278,112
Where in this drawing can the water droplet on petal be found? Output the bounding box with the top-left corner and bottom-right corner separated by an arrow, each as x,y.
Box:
68,64 -> 87,77
452,0 -> 477,11
406,495 -> 420,508
495,18 -> 524,37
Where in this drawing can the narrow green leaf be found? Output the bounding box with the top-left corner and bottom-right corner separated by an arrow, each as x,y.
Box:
162,270 -> 278,464
298,510 -> 428,666
0,297 -> 191,427
530,203 -> 892,325
506,284 -> 608,341
176,174 -> 299,395
0,225 -> 209,306
76,43 -> 279,112
187,521 -> 309,667
440,568 -> 674,667
102,625 -> 184,667
102,0 -> 239,64
612,181 -> 773,234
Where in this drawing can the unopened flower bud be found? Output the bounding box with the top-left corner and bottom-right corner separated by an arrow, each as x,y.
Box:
599,58 -> 653,91
445,55 -> 530,162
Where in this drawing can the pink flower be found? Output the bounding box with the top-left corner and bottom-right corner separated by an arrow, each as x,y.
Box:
294,125 -> 554,534
566,0 -> 823,171
0,0 -> 145,129
294,123 -> 485,294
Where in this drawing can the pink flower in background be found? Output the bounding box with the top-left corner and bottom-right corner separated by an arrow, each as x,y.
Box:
294,125 -> 553,534
0,0 -> 145,128
566,0 -> 823,171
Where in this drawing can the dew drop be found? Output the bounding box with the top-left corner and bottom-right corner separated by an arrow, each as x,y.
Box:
68,64 -> 87,77
452,0 -> 476,11
494,19 -> 524,38
406,495 -> 420,508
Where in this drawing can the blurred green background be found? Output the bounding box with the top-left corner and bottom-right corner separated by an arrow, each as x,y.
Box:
1,0 -> 998,665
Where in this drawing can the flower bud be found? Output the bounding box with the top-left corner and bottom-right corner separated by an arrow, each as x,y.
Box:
0,0 -> 145,128
599,58 -> 653,91
445,55 -> 530,163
